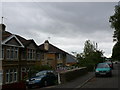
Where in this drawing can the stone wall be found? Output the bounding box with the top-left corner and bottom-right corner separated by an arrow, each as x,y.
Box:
59,67 -> 88,84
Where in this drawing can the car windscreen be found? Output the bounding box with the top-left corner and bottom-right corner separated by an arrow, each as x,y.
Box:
36,71 -> 47,76
97,63 -> 109,68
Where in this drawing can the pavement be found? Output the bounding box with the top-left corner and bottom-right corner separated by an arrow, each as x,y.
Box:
44,72 -> 95,88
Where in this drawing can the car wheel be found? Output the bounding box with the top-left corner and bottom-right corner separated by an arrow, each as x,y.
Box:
28,86 -> 32,89
44,81 -> 48,87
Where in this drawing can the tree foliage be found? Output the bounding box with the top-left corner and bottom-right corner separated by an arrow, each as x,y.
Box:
109,5 -> 120,42
112,42 -> 120,61
77,40 -> 104,71
109,3 -> 120,60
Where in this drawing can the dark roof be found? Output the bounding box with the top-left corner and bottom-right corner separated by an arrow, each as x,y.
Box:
39,41 -> 68,54
2,31 -> 12,41
15,35 -> 27,45
15,35 -> 38,48
2,28 -> 38,48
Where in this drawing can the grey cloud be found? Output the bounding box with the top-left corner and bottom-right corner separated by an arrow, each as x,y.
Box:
1,2 -> 117,57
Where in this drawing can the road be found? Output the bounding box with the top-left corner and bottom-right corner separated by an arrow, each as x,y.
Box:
27,63 -> 119,89
81,63 -> 119,88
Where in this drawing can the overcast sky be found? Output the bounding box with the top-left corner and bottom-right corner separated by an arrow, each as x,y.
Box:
0,2 -> 118,57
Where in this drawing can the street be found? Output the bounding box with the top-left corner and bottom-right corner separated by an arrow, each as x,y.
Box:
30,63 -> 119,89
81,63 -> 119,88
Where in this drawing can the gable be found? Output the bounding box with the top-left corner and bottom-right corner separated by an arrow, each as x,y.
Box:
2,35 -> 24,47
5,37 -> 21,46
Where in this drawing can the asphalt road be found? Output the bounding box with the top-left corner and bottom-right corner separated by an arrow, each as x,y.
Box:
27,63 -> 119,90
81,63 -> 119,88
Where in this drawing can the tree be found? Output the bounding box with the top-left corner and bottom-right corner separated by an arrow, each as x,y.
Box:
109,3 -> 120,61
83,40 -> 97,57
77,40 -> 104,71
112,42 -> 120,61
109,4 -> 120,42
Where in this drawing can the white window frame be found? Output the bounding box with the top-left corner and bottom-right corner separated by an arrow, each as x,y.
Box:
6,48 -> 11,59
6,47 -> 18,60
27,49 -> 36,60
10,47 -> 14,59
14,48 -> 18,59
9,69 -> 14,83
58,54 -> 61,60
13,69 -> 17,82
5,69 -> 18,84
5,70 -> 10,84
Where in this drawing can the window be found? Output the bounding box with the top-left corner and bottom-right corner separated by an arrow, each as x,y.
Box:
27,49 -> 36,60
6,47 -> 18,60
0,72 -> 3,85
13,69 -> 17,82
57,54 -> 62,60
33,50 -> 35,59
6,70 -> 9,83
10,47 -> 14,59
5,69 -> 18,84
6,49 -> 10,59
14,48 -> 18,59
9,69 -> 13,83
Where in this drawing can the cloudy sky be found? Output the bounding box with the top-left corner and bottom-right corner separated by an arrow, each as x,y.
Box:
0,2 -> 118,57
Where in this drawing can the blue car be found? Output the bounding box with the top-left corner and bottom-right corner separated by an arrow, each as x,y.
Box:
95,63 -> 112,77
26,70 -> 57,89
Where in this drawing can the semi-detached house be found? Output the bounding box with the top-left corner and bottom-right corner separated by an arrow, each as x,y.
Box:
0,24 -> 44,85
0,23 -> 77,85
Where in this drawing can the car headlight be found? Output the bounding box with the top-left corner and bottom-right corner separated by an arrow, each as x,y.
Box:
26,79 -> 29,82
95,70 -> 99,72
35,78 -> 42,81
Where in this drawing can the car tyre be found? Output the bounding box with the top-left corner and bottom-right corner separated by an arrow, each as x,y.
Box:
44,81 -> 48,87
95,74 -> 98,77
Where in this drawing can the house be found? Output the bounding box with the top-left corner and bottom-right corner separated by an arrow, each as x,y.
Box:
0,23 -> 77,86
0,24 -> 44,85
39,40 -> 67,69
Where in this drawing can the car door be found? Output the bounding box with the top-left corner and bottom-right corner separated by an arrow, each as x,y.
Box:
46,72 -> 56,85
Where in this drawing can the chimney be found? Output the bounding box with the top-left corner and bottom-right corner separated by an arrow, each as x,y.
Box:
0,24 -> 6,32
44,40 -> 49,51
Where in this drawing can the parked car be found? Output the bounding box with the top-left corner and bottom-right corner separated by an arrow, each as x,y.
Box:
26,70 -> 57,89
95,63 -> 112,77
105,61 -> 113,69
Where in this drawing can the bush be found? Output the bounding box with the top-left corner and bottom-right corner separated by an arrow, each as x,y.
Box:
28,65 -> 53,78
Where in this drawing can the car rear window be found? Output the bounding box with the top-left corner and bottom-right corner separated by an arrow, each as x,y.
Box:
97,63 -> 109,68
